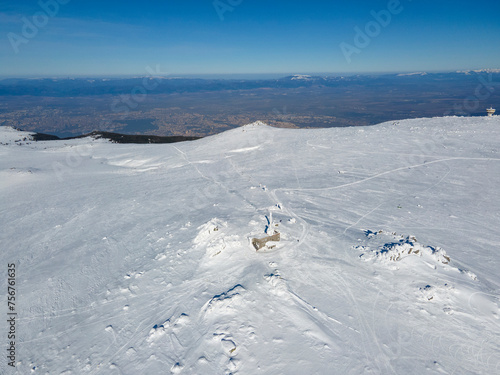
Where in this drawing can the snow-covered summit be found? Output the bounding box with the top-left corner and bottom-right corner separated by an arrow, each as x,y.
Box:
0,126 -> 34,144
397,71 -> 428,76
290,74 -> 312,80
457,68 -> 500,74
1,116 -> 500,374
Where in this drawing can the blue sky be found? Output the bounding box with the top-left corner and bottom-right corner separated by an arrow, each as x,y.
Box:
1,0 -> 499,77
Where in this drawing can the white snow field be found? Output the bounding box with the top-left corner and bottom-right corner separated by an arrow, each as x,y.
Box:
1,116 -> 500,374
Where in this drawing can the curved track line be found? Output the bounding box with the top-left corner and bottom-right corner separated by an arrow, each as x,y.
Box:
282,157 -> 500,193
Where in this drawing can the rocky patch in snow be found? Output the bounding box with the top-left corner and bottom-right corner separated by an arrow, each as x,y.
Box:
194,218 -> 242,258
357,236 -> 451,265
202,285 -> 246,316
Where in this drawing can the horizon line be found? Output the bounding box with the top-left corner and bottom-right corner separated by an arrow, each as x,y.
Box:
1,68 -> 499,80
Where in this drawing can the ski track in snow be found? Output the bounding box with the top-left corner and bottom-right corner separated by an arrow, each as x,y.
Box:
282,156 -> 500,193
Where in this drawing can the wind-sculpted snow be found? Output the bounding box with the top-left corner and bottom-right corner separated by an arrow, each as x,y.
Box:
357,232 -> 452,265
1,116 -> 500,374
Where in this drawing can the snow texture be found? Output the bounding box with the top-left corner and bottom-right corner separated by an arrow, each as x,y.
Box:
1,117 -> 500,374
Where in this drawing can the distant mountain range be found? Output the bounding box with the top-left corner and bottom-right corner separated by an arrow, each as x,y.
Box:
1,72 -> 498,97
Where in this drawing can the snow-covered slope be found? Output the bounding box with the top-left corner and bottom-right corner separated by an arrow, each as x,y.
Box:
1,117 -> 500,374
